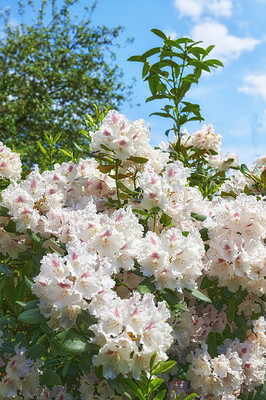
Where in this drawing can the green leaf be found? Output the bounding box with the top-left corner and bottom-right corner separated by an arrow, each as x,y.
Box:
207,331 -> 217,358
189,288 -> 212,303
146,94 -> 169,103
227,296 -> 238,323
261,169 -> 266,185
3,276 -> 16,303
97,164 -> 115,173
18,308 -> 46,324
117,181 -> 139,196
160,212 -> 172,227
16,332 -> 28,348
128,156 -> 149,164
76,310 -> 97,331
59,149 -> 74,158
4,219 -> 16,233
175,363 -> 187,380
154,389 -> 167,400
160,289 -> 188,313
0,206 -> 9,217
138,278 -> 156,295
150,28 -> 167,40
152,360 -> 176,375
128,55 -> 143,62
53,328 -> 99,355
191,213 -> 207,221
27,343 -> 45,360
40,369 -> 62,386
199,227 -> 209,242
204,58 -> 224,67
141,47 -> 161,59
36,141 -> 49,158
24,276 -> 34,289
148,377 -> 164,394
184,394 -> 199,400
27,230 -> 42,244
16,299 -> 39,310
148,77 -> 159,96
150,352 -> 158,372
142,61 -> 150,78
0,263 -> 12,277
123,377 -> 145,400
240,163 -> 250,175
200,275 -> 217,290
0,316 -> 8,330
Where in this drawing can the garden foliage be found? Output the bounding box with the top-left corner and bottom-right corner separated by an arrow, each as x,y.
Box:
0,30 -> 265,400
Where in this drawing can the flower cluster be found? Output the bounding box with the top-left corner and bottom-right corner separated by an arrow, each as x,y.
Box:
204,194 -> 266,295
0,110 -> 265,399
0,346 -> 43,399
0,142 -> 22,181
186,317 -> 266,400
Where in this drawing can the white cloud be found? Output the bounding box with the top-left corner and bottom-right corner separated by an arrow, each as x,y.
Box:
190,22 -> 260,62
238,75 -> 266,100
174,0 -> 232,19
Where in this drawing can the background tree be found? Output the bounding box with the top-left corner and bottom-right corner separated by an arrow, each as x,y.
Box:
0,0 -> 132,167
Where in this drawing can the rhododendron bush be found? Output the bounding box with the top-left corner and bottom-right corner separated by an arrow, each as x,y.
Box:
0,31 -> 265,400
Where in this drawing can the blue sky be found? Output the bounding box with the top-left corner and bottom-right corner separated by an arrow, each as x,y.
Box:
2,0 -> 266,165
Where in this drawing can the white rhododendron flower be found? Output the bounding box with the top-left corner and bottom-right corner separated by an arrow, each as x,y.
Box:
0,142 -> 22,181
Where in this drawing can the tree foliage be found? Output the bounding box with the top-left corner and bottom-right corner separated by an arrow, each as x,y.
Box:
0,0 -> 131,167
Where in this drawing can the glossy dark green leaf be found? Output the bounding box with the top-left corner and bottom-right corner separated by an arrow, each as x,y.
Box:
0,206 -> 9,217
207,331 -> 217,358
199,227 -> 209,242
3,276 -> 16,303
53,328 -> 99,354
191,213 -> 207,221
24,276 -> 34,289
0,263 -> 12,277
227,296 -> 238,323
18,308 -> 45,324
27,343 -> 45,360
200,275 -> 217,290
40,369 -> 62,386
4,219 -> 16,233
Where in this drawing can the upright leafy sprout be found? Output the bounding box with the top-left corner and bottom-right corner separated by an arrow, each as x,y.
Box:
128,28 -> 223,142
